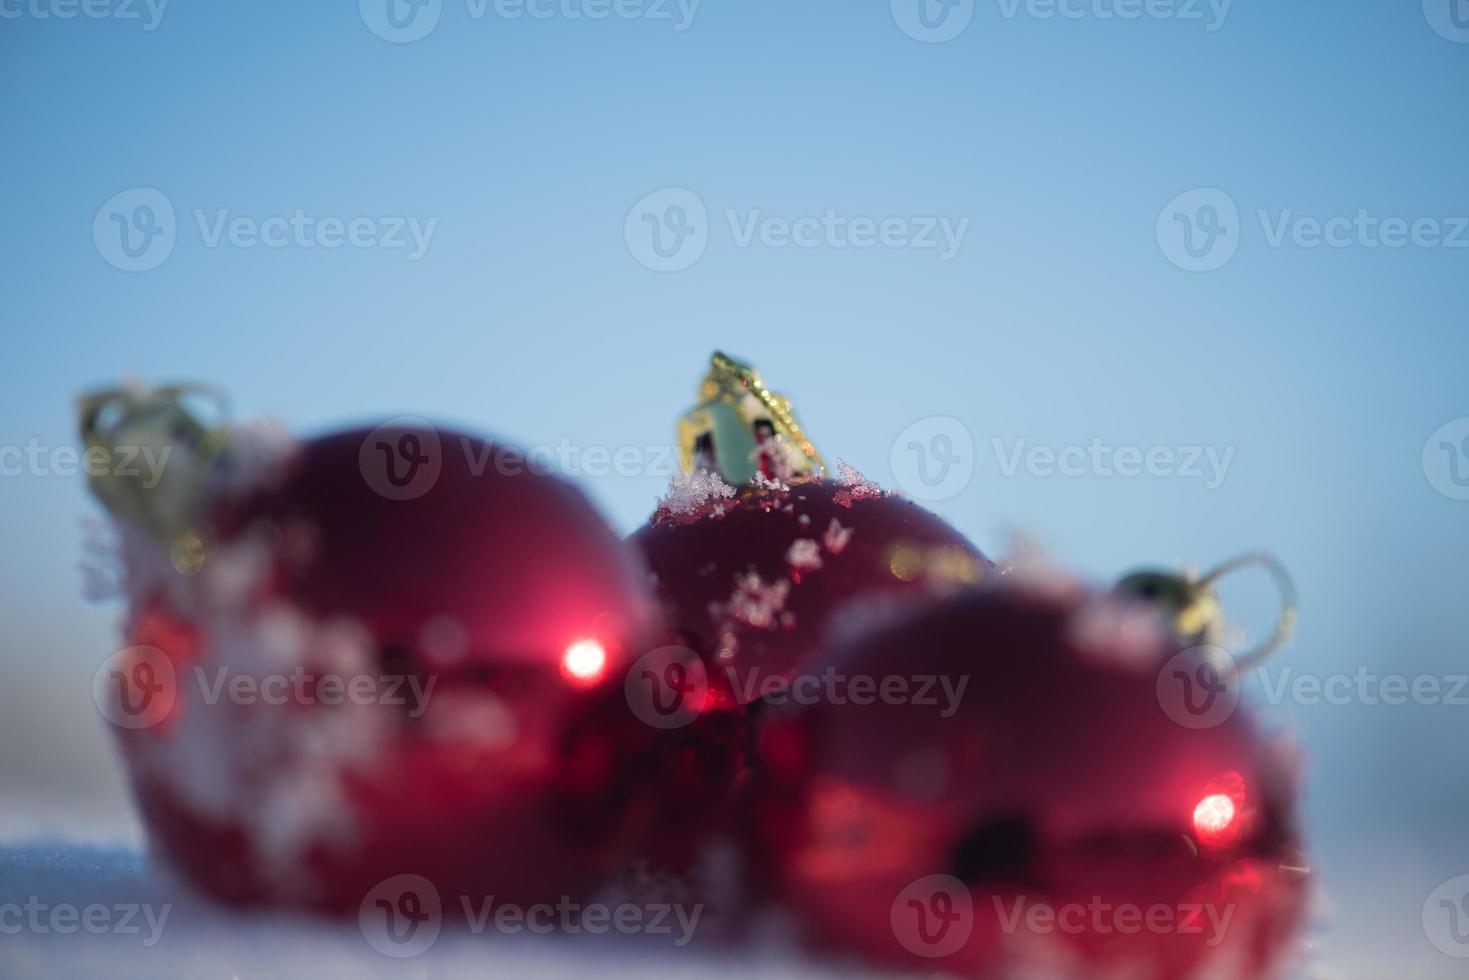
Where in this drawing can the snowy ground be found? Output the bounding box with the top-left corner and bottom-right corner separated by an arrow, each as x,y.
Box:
0,844 -> 893,980
3,839 -> 1461,979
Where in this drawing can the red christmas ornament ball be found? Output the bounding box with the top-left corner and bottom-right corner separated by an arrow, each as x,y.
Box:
619,472 -> 988,872
752,581 -> 1309,979
104,422 -> 660,914
630,471 -> 990,706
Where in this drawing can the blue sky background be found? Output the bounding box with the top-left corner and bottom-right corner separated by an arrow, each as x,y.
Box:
2,2 -> 1467,976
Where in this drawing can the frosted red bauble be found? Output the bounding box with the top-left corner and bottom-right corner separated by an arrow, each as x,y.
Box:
630,473 -> 989,706
752,583 -> 1309,979
103,423 -> 659,914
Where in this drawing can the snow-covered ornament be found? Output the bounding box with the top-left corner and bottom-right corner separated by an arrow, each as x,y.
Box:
752,582 -> 1310,979
83,385 -> 660,913
634,352 -> 991,704
623,355 -> 989,873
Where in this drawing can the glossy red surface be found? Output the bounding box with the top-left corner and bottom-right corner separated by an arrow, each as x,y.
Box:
108,425 -> 660,914
631,477 -> 989,704
751,585 -> 1309,979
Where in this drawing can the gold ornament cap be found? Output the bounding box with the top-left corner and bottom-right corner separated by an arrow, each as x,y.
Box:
677,352 -> 826,487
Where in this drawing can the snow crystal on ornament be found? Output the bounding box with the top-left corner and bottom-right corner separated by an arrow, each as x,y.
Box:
751,471 -> 790,493
718,571 -> 792,631
823,518 -> 853,555
833,459 -> 884,500
786,539 -> 823,571
661,470 -> 737,517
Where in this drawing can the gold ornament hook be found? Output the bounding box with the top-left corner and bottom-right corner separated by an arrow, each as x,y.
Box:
77,382 -> 233,542
1116,552 -> 1297,673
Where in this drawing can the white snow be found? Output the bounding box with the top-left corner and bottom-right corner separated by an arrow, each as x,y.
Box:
831,460 -> 884,500
785,539 -> 823,571
0,844 -> 900,980
660,470 -> 737,517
